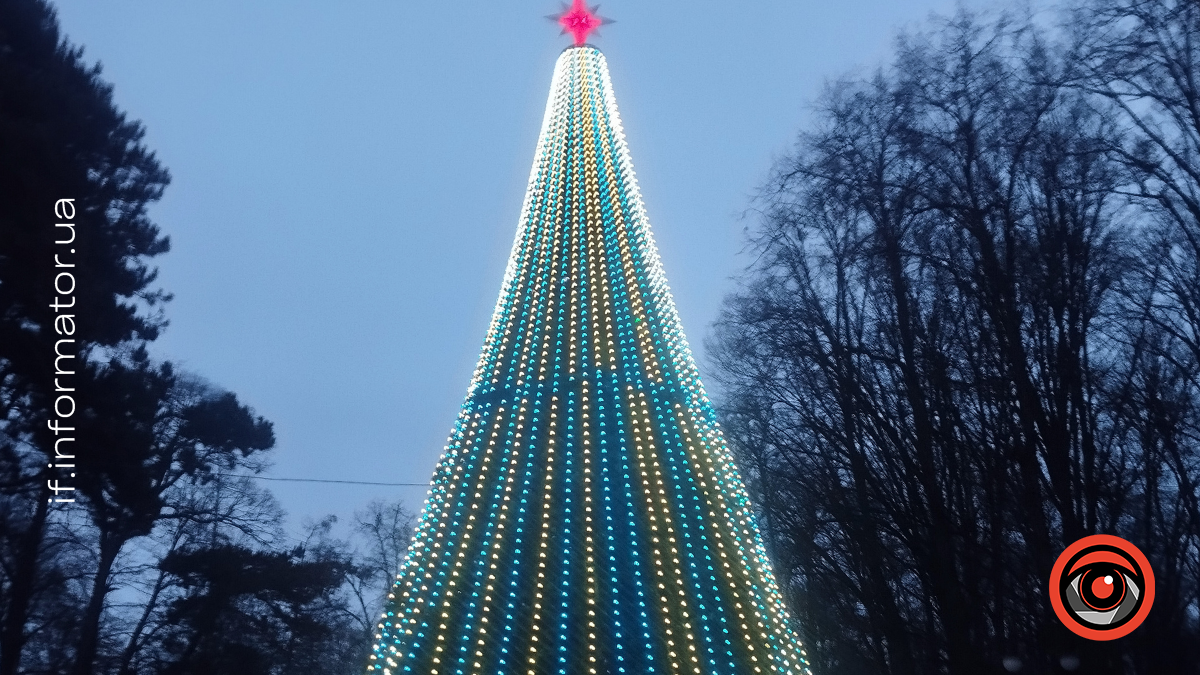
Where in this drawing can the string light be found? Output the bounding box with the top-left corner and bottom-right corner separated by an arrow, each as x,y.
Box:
367,46 -> 811,675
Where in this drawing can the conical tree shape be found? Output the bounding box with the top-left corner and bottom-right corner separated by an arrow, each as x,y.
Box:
369,46 -> 811,675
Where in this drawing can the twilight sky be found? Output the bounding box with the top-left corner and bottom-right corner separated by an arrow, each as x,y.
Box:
51,0 -> 975,538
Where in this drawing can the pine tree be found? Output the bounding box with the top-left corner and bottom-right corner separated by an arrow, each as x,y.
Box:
0,1 -> 170,672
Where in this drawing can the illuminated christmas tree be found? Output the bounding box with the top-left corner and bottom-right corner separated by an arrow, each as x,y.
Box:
368,5 -> 811,675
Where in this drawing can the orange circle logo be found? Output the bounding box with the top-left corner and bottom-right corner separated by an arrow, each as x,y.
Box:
1049,534 -> 1154,640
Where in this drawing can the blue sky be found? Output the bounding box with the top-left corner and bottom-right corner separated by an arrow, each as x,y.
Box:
51,0 -> 971,536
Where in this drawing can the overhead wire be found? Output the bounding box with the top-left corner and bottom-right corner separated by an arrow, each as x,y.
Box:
218,474 -> 427,487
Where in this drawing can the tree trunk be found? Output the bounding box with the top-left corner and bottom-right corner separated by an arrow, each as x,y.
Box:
73,530 -> 125,675
117,524 -> 187,675
0,494 -> 49,675
116,566 -> 169,675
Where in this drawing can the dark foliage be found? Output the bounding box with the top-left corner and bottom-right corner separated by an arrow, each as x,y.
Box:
712,5 -> 1200,675
0,0 -> 172,671
0,2 -> 399,675
155,544 -> 355,675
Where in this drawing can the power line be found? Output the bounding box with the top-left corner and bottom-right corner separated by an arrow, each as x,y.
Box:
219,474 -> 428,487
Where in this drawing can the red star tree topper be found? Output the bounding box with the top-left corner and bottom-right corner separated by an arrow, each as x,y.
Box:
552,0 -> 611,46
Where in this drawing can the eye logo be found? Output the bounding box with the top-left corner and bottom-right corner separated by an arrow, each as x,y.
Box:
1050,534 -> 1154,640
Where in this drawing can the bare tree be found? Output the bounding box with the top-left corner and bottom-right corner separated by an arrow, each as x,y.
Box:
347,500 -> 415,647
712,8 -> 1199,674
114,473 -> 283,675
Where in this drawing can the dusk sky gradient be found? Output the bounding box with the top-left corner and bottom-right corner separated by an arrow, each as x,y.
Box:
51,0 -> 981,540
